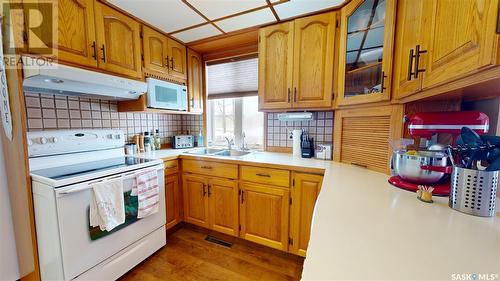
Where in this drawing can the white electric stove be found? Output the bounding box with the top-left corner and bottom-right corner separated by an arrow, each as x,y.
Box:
28,129 -> 166,281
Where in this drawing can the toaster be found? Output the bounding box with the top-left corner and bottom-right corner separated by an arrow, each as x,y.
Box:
172,135 -> 194,149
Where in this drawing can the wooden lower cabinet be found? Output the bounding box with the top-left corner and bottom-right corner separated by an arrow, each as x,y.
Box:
165,173 -> 182,230
183,172 -> 239,236
182,174 -> 210,228
239,182 -> 290,251
208,178 -> 239,236
289,172 -> 323,257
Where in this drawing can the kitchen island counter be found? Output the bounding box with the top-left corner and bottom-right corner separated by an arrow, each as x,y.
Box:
140,149 -> 500,280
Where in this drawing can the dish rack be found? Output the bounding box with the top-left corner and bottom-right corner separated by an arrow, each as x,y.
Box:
449,166 -> 498,217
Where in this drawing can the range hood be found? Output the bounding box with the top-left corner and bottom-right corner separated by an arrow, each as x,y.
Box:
22,56 -> 147,100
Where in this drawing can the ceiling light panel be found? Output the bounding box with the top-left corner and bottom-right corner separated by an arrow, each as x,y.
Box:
216,8 -> 276,33
172,24 -> 222,43
188,0 -> 268,20
108,0 -> 206,33
274,0 -> 345,19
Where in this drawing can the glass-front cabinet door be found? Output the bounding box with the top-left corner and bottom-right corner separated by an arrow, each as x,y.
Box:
336,0 -> 396,106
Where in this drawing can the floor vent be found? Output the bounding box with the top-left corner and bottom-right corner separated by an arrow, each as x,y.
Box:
205,235 -> 232,248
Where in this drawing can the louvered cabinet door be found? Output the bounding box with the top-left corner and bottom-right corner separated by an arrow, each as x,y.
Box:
333,105 -> 404,174
258,21 -> 294,110
292,12 -> 336,109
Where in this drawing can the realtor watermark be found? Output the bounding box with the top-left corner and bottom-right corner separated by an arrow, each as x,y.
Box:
451,273 -> 499,281
2,0 -> 58,69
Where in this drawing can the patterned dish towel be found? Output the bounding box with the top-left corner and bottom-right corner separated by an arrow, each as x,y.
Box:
132,169 -> 160,218
89,177 -> 125,231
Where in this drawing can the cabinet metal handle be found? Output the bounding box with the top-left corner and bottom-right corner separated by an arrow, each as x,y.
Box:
380,71 -> 387,93
91,42 -> 97,60
207,184 -> 211,197
203,184 -> 207,196
170,57 -> 174,70
256,173 -> 271,178
413,44 -> 427,79
407,48 -> 415,81
201,165 -> 212,169
287,88 -> 291,103
294,88 -> 297,102
100,44 -> 106,62
240,190 -> 244,204
165,56 -> 170,68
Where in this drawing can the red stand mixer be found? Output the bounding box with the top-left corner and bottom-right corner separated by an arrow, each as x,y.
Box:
388,111 -> 490,196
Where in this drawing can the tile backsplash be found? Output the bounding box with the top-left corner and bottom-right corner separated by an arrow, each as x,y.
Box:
266,111 -> 334,148
24,92 -> 201,145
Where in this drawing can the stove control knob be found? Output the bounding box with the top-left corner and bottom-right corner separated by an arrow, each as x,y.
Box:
49,137 -> 58,143
114,134 -> 121,139
39,137 -> 47,144
106,134 -> 113,139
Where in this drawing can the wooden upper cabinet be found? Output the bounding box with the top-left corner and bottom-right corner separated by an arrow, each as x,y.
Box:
94,2 -> 142,79
239,182 -> 290,251
258,21 -> 294,110
420,0 -> 498,89
392,0 -> 426,99
290,172 -> 323,257
142,26 -> 168,75
182,174 -> 210,228
292,12 -> 335,108
336,0 -> 396,106
187,49 -> 204,113
208,178 -> 239,236
55,0 -> 97,67
168,38 -> 187,80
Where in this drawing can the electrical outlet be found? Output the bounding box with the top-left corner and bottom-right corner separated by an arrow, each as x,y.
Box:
288,130 -> 293,139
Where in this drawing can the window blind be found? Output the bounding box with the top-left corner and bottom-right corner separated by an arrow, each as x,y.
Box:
206,57 -> 258,99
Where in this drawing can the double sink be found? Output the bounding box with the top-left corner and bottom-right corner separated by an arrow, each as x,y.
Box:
184,148 -> 252,157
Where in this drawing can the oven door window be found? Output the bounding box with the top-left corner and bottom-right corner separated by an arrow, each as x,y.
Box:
155,86 -> 178,104
87,190 -> 140,241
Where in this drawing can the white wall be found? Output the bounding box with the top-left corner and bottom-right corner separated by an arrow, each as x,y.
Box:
0,135 -> 20,280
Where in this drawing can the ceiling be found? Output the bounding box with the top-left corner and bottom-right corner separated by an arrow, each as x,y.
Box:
108,0 -> 346,44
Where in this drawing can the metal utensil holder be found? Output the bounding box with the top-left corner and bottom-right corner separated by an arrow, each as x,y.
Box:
449,166 -> 498,217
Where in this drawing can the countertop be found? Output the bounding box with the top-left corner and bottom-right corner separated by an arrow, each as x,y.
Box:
139,149 -> 500,281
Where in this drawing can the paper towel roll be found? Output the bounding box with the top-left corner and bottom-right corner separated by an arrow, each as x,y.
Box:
292,130 -> 302,157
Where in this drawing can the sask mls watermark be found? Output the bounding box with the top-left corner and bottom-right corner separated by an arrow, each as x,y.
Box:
2,0 -> 58,69
452,273 -> 499,281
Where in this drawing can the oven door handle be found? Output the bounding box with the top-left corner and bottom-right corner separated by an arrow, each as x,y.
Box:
56,166 -> 164,196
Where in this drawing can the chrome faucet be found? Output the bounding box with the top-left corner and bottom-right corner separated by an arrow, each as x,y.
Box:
224,136 -> 234,150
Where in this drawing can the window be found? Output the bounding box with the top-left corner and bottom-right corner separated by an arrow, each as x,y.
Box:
206,57 -> 263,149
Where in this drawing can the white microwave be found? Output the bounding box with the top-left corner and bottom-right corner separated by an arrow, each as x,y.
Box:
146,78 -> 188,111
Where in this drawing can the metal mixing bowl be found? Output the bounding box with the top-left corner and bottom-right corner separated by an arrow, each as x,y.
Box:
392,150 -> 450,184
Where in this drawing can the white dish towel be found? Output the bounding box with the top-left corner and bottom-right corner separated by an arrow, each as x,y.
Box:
132,169 -> 160,219
89,177 -> 125,231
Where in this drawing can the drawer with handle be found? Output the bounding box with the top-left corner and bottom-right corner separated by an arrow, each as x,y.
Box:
163,159 -> 178,176
182,159 -> 238,179
240,165 -> 290,187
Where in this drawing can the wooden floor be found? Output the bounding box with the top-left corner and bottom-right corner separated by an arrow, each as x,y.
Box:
119,224 -> 304,281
